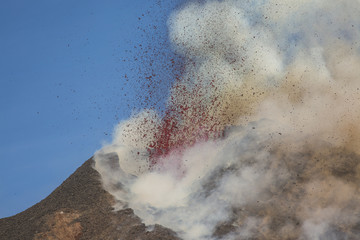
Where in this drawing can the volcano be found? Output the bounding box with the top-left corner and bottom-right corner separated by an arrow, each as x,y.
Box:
3,1 -> 360,239
0,153 -> 179,240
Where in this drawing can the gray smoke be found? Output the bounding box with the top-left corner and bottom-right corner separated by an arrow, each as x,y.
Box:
95,0 -> 360,239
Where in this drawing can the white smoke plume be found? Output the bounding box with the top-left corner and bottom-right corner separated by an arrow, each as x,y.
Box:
95,0 -> 360,239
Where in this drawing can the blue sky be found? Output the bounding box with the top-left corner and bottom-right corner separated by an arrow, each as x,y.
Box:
0,0 -> 182,218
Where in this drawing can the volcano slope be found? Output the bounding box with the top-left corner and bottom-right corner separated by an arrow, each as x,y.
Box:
0,153 -> 179,240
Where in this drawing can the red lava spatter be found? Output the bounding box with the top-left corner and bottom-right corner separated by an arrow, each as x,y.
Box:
148,73 -> 225,169
129,28 -> 225,169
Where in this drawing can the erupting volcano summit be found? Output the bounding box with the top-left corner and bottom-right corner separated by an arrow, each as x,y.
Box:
3,0 -> 360,239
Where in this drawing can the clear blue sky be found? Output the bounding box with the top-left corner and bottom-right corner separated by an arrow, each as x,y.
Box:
0,0 -> 182,218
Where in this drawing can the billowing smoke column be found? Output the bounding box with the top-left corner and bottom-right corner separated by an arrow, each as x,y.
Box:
95,0 -> 360,239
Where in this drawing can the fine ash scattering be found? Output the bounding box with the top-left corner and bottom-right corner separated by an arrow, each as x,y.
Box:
0,154 -> 179,240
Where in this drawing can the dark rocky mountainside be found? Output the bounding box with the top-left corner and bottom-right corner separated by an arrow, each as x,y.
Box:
0,156 -> 179,240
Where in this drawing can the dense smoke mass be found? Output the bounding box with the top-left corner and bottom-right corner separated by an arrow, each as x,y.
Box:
95,0 -> 360,239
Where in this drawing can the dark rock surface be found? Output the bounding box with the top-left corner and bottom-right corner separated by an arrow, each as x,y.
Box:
0,157 -> 180,240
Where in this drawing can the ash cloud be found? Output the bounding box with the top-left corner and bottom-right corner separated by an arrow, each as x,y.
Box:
95,0 -> 360,239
